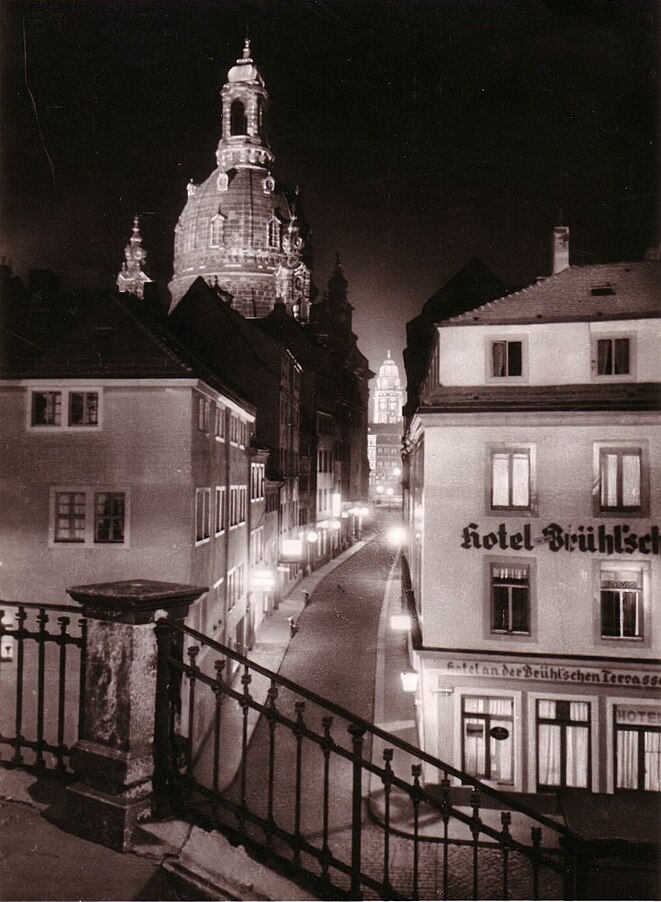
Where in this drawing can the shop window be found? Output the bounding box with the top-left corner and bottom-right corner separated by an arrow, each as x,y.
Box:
490,340 -> 524,379
491,564 -> 530,634
600,562 -> 643,640
462,696 -> 513,784
595,336 -> 631,377
614,706 -> 661,791
491,447 -> 533,511
599,447 -> 642,513
536,700 -> 591,791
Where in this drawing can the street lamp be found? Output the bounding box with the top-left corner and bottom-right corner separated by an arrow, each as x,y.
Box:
400,671 -> 419,693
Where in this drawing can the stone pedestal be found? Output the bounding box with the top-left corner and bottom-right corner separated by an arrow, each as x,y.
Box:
65,579 -> 205,852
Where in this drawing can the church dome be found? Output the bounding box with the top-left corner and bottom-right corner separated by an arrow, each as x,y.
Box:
169,41 -> 311,320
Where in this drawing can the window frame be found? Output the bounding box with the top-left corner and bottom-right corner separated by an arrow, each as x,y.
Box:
592,333 -> 635,381
485,557 -> 536,641
49,486 -> 129,547
592,442 -> 648,518
596,560 -> 649,646
215,486 -> 226,536
487,443 -> 536,516
460,694 -> 515,786
486,336 -> 528,382
195,487 -> 211,545
215,405 -> 226,441
535,698 -> 592,792
197,394 -> 211,433
29,387 -> 103,432
613,705 -> 661,792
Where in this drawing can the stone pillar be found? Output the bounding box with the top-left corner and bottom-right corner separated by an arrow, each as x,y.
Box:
65,579 -> 206,852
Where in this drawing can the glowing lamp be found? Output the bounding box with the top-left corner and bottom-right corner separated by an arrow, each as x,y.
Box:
400,671 -> 419,693
306,531 -> 318,544
390,614 -> 412,631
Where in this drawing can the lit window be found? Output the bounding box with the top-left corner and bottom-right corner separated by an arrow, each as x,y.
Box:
600,564 -> 643,640
210,214 -> 225,247
490,340 -> 523,378
536,700 -> 591,791
215,405 -> 225,440
491,449 -> 531,510
599,448 -> 641,512
462,696 -> 514,784
31,389 -> 101,429
491,564 -> 530,634
267,218 -> 281,249
596,337 -> 630,376
230,100 -> 247,136
215,487 -> 226,535
197,395 -> 210,432
615,706 -> 661,791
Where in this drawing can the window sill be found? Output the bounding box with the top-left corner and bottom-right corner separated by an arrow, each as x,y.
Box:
194,537 -> 211,546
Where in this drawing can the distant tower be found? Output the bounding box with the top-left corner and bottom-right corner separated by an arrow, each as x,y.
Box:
168,39 -> 312,319
373,351 -> 403,424
116,216 -> 152,299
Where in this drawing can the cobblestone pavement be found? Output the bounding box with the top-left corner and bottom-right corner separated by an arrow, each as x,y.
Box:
189,522 -> 565,899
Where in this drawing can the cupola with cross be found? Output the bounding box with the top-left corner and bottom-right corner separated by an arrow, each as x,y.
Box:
116,216 -> 152,299
168,39 -> 312,321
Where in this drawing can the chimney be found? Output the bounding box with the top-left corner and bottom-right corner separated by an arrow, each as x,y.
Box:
552,225 -> 570,275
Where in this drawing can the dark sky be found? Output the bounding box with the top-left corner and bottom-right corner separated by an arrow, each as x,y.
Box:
1,0 -> 657,377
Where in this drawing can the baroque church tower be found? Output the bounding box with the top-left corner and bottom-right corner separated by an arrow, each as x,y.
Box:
168,40 -> 312,319
116,216 -> 152,299
373,350 -> 403,424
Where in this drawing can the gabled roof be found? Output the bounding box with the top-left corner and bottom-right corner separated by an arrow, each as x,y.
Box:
444,262 -> 660,327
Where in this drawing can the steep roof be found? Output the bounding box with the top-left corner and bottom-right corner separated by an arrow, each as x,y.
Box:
444,262 -> 660,327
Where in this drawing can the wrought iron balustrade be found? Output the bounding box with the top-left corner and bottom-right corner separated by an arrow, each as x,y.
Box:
154,618 -> 573,901
0,601 -> 86,773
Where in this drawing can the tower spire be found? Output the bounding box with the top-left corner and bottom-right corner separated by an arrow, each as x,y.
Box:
116,215 -> 152,299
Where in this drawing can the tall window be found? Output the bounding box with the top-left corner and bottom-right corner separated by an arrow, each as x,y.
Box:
600,563 -> 643,640
599,447 -> 641,512
536,700 -> 591,791
195,488 -> 211,542
491,564 -> 530,634
491,449 -> 531,510
31,389 -> 100,429
54,491 -> 86,543
215,487 -> 226,535
251,463 -> 265,501
490,340 -> 523,378
230,486 -> 247,527
267,218 -> 281,249
69,392 -> 99,427
615,707 -> 661,791
462,696 -> 513,784
596,337 -> 630,376
210,214 -> 224,247
94,493 -> 125,543
215,405 -> 225,440
197,395 -> 210,432
230,100 -> 247,135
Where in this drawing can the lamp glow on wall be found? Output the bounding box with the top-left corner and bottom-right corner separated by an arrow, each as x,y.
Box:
400,671 -> 419,693
390,614 -> 412,631
331,492 -> 342,517
306,530 -> 318,544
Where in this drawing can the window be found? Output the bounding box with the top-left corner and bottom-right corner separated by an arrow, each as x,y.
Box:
229,486 -> 247,527
491,564 -> 530,634
251,463 -> 265,501
267,218 -> 281,249
596,337 -> 630,376
227,568 -> 238,611
230,100 -> 247,135
215,405 -> 226,440
251,526 -> 264,564
462,696 -> 514,784
94,493 -> 125,543
536,700 -> 591,791
614,706 -> 661,792
491,448 -> 532,510
51,488 -> 127,545
197,395 -> 210,432
599,448 -> 642,512
215,487 -> 226,535
195,488 -> 211,542
30,389 -> 101,430
490,340 -> 523,378
600,563 -> 643,640
210,214 -> 225,247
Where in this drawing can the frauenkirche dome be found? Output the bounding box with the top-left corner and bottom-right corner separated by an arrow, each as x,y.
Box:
169,40 -> 312,320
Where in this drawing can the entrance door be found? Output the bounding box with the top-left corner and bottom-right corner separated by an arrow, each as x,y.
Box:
462,696 -> 514,784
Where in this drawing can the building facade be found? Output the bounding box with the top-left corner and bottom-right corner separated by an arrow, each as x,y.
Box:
403,256 -> 660,795
168,40 -> 312,320
370,352 -> 403,502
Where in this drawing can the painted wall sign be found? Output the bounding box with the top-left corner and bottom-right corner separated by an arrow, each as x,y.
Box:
441,659 -> 661,690
461,523 -> 661,556
615,705 -> 661,726
490,726 -> 509,740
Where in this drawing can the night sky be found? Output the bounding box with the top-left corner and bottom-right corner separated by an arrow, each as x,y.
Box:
1,0 -> 656,377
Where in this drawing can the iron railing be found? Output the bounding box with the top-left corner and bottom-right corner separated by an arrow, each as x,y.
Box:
0,602 -> 86,773
153,619 -> 574,900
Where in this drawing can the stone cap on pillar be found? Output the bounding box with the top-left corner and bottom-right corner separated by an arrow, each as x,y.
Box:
66,579 -> 207,624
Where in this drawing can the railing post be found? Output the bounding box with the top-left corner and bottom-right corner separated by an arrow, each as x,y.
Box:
64,579 -> 205,852
348,723 -> 366,899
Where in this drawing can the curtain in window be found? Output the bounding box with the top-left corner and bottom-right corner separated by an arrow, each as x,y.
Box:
617,730 -> 638,789
538,724 -> 561,786
644,732 -> 661,791
507,341 -> 522,377
613,338 -> 630,375
492,453 -> 509,506
566,725 -> 589,787
622,453 -> 641,507
511,453 -> 530,506
492,342 -> 506,377
600,452 -> 618,507
597,339 -> 612,375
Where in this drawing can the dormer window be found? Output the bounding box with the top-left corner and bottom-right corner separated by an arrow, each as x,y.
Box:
230,100 -> 247,136
595,336 -> 631,377
210,213 -> 225,248
489,339 -> 525,380
267,218 -> 281,249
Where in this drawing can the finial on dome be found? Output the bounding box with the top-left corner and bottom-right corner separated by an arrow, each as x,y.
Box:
241,36 -> 252,62
335,251 -> 342,267
387,349 -> 391,358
